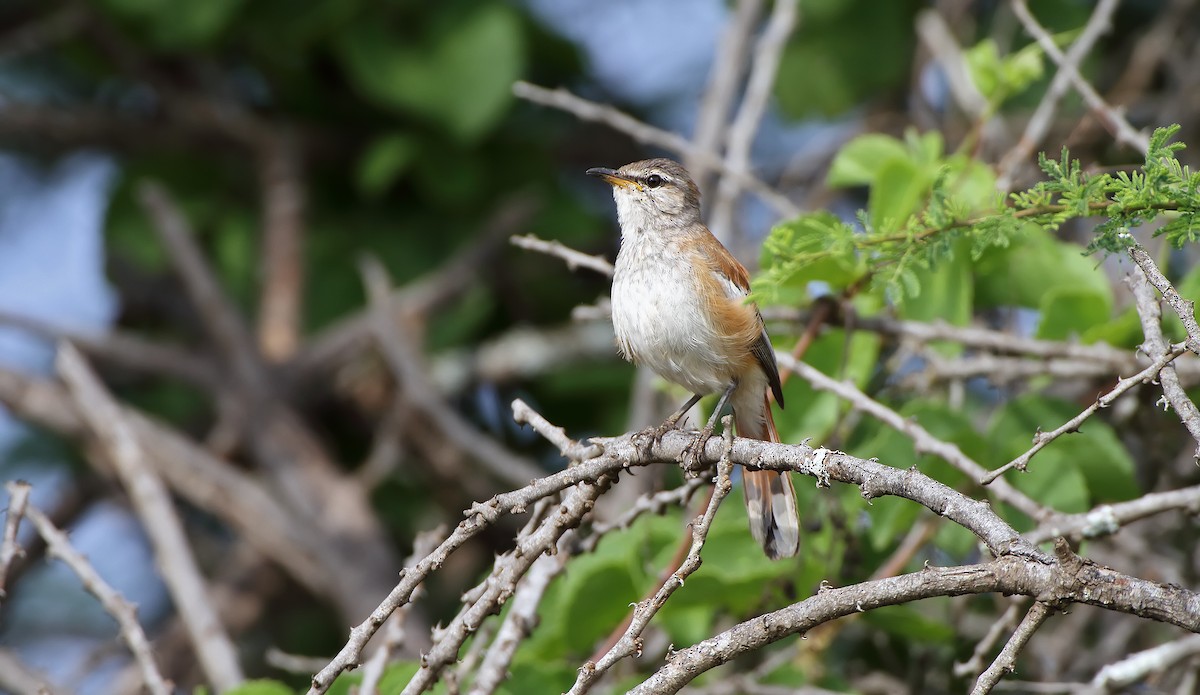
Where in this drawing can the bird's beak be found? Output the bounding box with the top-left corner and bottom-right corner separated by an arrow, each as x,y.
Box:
586,167 -> 639,190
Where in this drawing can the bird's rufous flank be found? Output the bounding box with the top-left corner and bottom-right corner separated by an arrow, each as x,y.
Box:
587,158 -> 800,559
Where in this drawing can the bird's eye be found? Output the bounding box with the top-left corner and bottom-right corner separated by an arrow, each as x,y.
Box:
645,174 -> 663,188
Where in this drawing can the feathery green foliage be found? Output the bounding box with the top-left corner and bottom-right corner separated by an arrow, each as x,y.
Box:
758,125 -> 1200,303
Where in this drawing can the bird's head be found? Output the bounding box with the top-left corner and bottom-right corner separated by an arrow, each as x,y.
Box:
587,158 -> 702,233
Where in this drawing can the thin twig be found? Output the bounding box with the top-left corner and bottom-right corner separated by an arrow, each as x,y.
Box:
57,344 -> 244,690
773,352 -> 1048,519
359,528 -> 445,695
956,599 -> 1030,679
568,423 -> 737,695
468,526 -> 569,695
510,233 -> 614,276
257,129 -> 307,362
1128,243 -> 1200,355
708,0 -> 800,241
982,342 -> 1189,483
1090,634 -> 1200,690
998,0 -> 1125,189
0,480 -> 31,600
0,648 -> 58,695
360,256 -> 546,486
9,482 -> 172,695
971,602 -> 1054,694
687,0 -> 764,194
512,81 -> 799,218
1129,264 -> 1200,459
1009,0 -> 1149,160
1026,484 -> 1200,544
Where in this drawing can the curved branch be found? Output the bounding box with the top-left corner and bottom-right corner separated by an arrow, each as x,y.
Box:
631,552 -> 1198,694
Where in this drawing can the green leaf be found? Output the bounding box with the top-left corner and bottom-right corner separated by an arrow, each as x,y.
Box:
99,0 -> 244,48
869,157 -> 931,233
336,5 -> 525,141
1036,287 -> 1112,340
356,133 -> 418,199
775,330 -> 881,444
826,134 -> 908,187
896,239 -> 973,354
975,227 -> 1112,312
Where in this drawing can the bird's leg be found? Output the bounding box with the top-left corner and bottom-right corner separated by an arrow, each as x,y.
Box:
683,383 -> 736,472
634,393 -> 703,456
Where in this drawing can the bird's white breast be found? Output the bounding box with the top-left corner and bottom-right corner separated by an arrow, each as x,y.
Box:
610,235 -> 734,396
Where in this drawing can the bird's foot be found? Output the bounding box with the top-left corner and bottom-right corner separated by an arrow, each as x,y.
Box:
632,416 -> 686,458
681,423 -> 717,475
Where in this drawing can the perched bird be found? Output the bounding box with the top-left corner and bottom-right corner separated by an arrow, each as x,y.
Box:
587,158 -> 800,559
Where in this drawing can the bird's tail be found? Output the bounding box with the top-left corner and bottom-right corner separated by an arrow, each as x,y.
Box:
733,389 -> 799,559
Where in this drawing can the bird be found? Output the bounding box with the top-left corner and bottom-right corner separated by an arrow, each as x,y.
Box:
587,158 -> 800,559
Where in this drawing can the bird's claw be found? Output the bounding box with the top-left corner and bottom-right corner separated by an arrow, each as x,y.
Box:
682,424 -> 716,474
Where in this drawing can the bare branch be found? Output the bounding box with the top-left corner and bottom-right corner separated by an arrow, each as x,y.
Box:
1090,634 -> 1200,690
360,256 -> 546,486
630,552 -> 1197,694
1008,0 -> 1149,161
956,599 -> 1030,679
568,425 -> 735,694
10,482 -> 172,695
982,342 -> 1188,483
359,528 -> 445,695
509,233 -> 614,276
774,352 -> 1049,519
687,0 -> 765,193
56,344 -> 245,690
0,480 -> 31,601
971,602 -> 1055,694
0,648 -> 58,695
1129,263 -> 1200,459
512,81 -> 800,219
708,0 -> 800,241
257,130 -> 307,362
998,0 -> 1126,188
1128,243 -> 1200,356
1027,484 -> 1200,544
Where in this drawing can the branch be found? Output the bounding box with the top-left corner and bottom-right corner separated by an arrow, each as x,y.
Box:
998,0 -> 1126,189
360,257 -> 546,486
1129,263 -> 1200,459
512,81 -> 800,219
1090,633 -> 1200,690
9,482 -> 172,695
292,195 -> 537,379
509,233 -> 614,276
981,342 -> 1188,483
708,0 -> 800,241
56,344 -> 244,690
971,602 -> 1055,694
686,0 -> 765,193
630,551 -> 1197,694
568,426 -> 735,694
0,365 -> 361,617
1026,484 -> 1200,544
0,309 -> 219,389
1128,243 -> 1200,356
774,352 -> 1049,519
256,129 -> 307,362
0,480 -> 30,600
358,528 -> 444,695
0,648 -> 57,695
1010,0 -> 1149,156
955,599 -> 1029,679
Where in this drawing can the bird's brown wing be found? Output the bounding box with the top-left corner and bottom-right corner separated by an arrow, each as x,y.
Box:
695,230 -> 785,409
